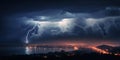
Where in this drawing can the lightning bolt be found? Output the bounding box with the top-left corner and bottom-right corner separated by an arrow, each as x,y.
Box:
25,23 -> 37,44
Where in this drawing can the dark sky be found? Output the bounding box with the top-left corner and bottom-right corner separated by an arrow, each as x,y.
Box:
0,0 -> 120,14
0,0 -> 120,44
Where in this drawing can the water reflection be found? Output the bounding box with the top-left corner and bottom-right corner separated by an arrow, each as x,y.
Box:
25,46 -> 32,55
25,45 -> 77,55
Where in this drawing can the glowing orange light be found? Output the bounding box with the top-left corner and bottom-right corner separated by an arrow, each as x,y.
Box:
73,46 -> 79,50
91,47 -> 109,54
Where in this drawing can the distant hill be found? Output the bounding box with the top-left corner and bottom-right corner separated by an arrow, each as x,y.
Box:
97,45 -> 113,50
97,45 -> 120,53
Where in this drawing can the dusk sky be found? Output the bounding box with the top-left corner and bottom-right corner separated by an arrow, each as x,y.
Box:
0,0 -> 120,46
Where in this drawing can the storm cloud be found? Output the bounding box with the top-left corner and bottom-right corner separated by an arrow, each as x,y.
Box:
4,7 -> 119,43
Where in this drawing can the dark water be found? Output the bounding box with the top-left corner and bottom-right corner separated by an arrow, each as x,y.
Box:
0,46 -> 74,56
0,47 -> 25,56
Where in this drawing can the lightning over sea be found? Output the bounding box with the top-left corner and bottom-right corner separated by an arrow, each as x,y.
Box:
1,0 -> 120,59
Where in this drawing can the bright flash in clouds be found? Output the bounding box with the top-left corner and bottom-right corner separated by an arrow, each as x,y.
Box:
39,16 -> 48,20
27,18 -> 75,33
58,18 -> 75,32
85,18 -> 98,27
25,18 -> 75,43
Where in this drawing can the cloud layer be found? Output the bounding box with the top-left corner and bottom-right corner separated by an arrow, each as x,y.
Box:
4,7 -> 120,42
